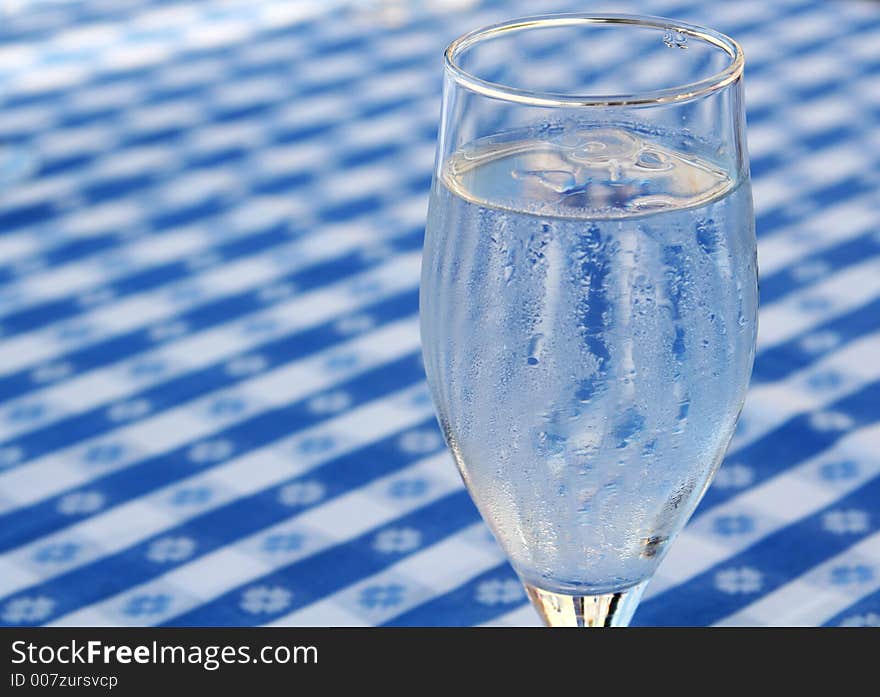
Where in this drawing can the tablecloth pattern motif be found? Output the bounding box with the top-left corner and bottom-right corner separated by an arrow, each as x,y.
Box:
0,0 -> 878,627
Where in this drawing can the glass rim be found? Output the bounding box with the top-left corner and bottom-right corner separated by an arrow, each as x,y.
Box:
444,13 -> 745,107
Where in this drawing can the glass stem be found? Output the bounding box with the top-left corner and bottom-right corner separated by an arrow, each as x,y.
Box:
523,580 -> 648,627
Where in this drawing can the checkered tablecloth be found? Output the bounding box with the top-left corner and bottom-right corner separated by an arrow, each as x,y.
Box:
0,0 -> 877,627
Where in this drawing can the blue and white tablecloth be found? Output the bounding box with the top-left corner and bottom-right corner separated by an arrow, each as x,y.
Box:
0,0 -> 877,627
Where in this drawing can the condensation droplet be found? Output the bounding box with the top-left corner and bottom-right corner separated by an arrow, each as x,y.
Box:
663,29 -> 688,49
614,408 -> 645,448
678,399 -> 690,420
641,535 -> 668,558
527,333 -> 544,365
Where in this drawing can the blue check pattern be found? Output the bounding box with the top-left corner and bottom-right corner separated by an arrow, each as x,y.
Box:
0,0 -> 878,627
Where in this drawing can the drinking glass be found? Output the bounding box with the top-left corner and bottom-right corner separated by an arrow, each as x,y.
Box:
420,14 -> 757,627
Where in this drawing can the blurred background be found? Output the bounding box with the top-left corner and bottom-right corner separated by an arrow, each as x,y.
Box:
0,0 -> 877,627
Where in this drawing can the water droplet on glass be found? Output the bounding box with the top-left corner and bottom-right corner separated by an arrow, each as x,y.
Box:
575,376 -> 602,402
663,29 -> 688,49
696,218 -> 721,255
672,326 -> 687,358
640,535 -> 668,558
677,399 -> 690,420
614,408 -> 645,448
602,481 -> 620,496
536,429 -> 566,455
527,333 -> 544,365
